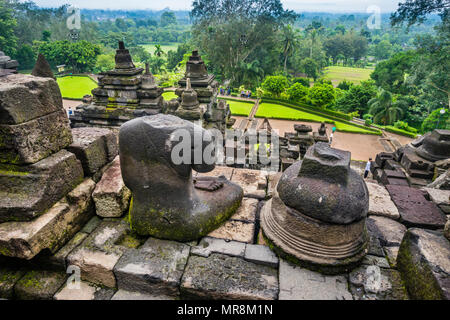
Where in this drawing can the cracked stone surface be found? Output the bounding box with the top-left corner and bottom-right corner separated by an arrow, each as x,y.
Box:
423,188 -> 450,214
366,182 -> 400,220
208,220 -> 255,244
15,270 -> 67,300
244,244 -> 279,268
279,260 -> 352,300
191,237 -> 246,258
366,216 -> 407,247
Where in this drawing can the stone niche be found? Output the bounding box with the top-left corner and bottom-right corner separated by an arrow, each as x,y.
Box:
261,142 -> 369,275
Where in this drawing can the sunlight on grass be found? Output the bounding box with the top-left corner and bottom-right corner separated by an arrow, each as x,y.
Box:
57,76 -> 97,99
324,66 -> 373,85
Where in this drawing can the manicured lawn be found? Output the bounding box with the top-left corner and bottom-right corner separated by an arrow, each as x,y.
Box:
323,66 -> 373,86
255,103 -> 377,135
141,43 -> 180,55
57,76 -> 97,99
226,100 -> 255,117
162,91 -> 178,100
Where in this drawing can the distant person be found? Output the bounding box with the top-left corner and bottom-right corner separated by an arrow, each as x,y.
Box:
364,158 -> 372,179
329,132 -> 334,145
332,126 -> 337,134
68,107 -> 73,117
248,91 -> 252,99
227,87 -> 231,96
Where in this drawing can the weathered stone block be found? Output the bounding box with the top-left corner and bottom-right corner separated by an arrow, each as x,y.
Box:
397,228 -> 450,300
15,270 -> 67,300
0,267 -> 25,299
366,216 -> 407,247
0,179 -> 95,260
231,169 -> 267,199
111,290 -> 174,300
244,244 -> 279,268
386,185 -> 447,229
279,260 -> 352,300
93,157 -> 130,218
66,220 -> 130,288
191,237 -> 246,258
48,232 -> 89,270
384,246 -> 400,268
67,127 -> 118,176
231,198 -> 258,222
362,255 -> 390,269
0,110 -> 73,165
208,220 -> 255,244
54,280 -> 116,300
423,188 -> 450,214
0,74 -> 63,125
181,253 -> 278,300
366,182 -> 400,220
114,238 -> 190,297
0,149 -> 84,223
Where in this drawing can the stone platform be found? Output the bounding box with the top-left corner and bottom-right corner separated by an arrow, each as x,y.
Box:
3,161 -> 448,300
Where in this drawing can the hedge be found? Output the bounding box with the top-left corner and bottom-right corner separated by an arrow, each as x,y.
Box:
383,126 -> 418,138
218,97 -> 256,104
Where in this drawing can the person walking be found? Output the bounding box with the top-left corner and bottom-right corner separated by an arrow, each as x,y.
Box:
364,158 -> 372,179
329,132 -> 334,145
68,107 -> 73,118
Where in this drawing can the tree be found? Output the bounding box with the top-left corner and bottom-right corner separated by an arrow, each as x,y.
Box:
94,54 -> 115,73
286,83 -> 309,102
368,89 -> 407,125
41,30 -> 51,42
373,40 -> 393,60
300,58 -> 319,81
15,44 -> 35,70
391,0 -> 450,27
0,1 -> 18,55
160,11 -> 177,27
280,25 -> 298,73
154,44 -> 164,57
336,80 -> 378,116
308,83 -> 335,108
261,75 -> 288,98
422,108 -> 450,133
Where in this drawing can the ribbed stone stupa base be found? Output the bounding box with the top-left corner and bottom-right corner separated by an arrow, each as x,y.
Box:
261,193 -> 369,275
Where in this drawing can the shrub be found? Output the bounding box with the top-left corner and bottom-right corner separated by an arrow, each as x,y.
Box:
286,83 -> 309,102
293,77 -> 310,87
308,83 -> 336,108
365,119 -> 373,126
261,75 -> 289,98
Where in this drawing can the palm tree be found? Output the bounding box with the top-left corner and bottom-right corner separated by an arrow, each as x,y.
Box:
368,89 -> 406,125
154,44 -> 164,57
281,25 -> 298,74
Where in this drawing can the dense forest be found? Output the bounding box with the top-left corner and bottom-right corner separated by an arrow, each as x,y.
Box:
0,0 -> 448,133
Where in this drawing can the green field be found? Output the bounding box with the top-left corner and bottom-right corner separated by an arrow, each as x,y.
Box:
226,100 -> 255,117
57,76 -> 97,99
141,43 -> 180,55
323,66 -> 373,85
162,91 -> 178,100
255,102 -> 377,134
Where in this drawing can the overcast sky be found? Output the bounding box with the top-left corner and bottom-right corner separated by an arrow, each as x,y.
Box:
30,0 -> 403,13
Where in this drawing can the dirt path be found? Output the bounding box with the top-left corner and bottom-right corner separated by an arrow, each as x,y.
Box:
232,116 -> 413,161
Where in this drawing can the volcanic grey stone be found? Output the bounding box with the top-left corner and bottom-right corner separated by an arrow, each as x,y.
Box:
397,228 -> 450,300
361,255 -> 390,269
119,114 -> 243,241
386,185 -> 447,229
367,233 -> 385,257
416,129 -> 450,161
67,127 -> 118,176
423,188 -> 450,214
384,246 -> 400,268
244,244 -> 279,268
15,270 -> 67,300
279,260 -> 352,300
0,267 -> 25,299
111,290 -> 174,300
31,53 -> 55,80
366,216 -> 407,247
181,253 -> 278,300
114,238 -> 190,297
80,216 -> 102,234
191,237 -> 246,258
0,74 -> 63,125
366,182 -> 400,220
0,149 -> 84,223
49,232 -> 89,270
54,280 -> 116,300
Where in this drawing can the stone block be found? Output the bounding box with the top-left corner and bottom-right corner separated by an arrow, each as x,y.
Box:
191,237 -> 246,258
366,216 -> 407,247
397,228 -> 450,300
15,270 -> 67,300
0,74 -> 63,125
279,260 -> 352,300
349,266 -> 408,300
386,185 -> 447,229
362,255 -> 390,269
367,234 -> 385,257
0,179 -> 95,260
67,127 -> 118,176
66,220 -> 130,288
0,149 -> 84,223
114,238 -> 190,297
231,198 -> 258,222
384,246 -> 400,269
54,280 -> 116,300
111,290 -> 174,300
366,182 -> 400,220
195,166 -> 234,180
244,244 -> 279,268
80,216 -> 102,234
208,220 -> 255,244
423,188 -> 450,214
231,169 -> 267,199
181,253 -> 278,300
48,232 -> 89,270
0,267 -> 25,299
0,110 -> 73,165
93,157 -> 130,218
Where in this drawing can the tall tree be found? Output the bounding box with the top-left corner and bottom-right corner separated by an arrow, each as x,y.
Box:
391,0 -> 450,26
0,0 -> 18,55
368,89 -> 407,125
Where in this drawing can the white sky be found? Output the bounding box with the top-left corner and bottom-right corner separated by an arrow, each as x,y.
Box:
30,0 -> 403,13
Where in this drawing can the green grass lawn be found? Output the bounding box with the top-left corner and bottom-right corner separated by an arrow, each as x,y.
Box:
255,103 -> 377,135
323,66 -> 373,85
57,76 -> 97,99
162,91 -> 178,100
227,100 -> 255,117
141,43 -> 180,56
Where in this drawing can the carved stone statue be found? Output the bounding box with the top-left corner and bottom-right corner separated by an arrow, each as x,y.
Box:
119,114 -> 243,241
261,142 -> 369,274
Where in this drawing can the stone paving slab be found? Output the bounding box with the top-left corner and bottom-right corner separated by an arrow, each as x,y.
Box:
386,185 -> 447,230
191,237 -> 246,258
181,253 -> 278,300
244,244 -> 279,268
231,169 -> 267,200
208,220 -> 255,244
93,156 -> 131,218
48,232 -> 89,270
423,188 -> 450,214
278,260 -> 352,300
111,290 -> 175,300
0,179 -> 95,260
15,270 -> 67,300
366,216 -> 407,247
366,182 -> 400,220
114,238 -> 190,297
54,280 -> 116,300
230,198 -> 258,222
